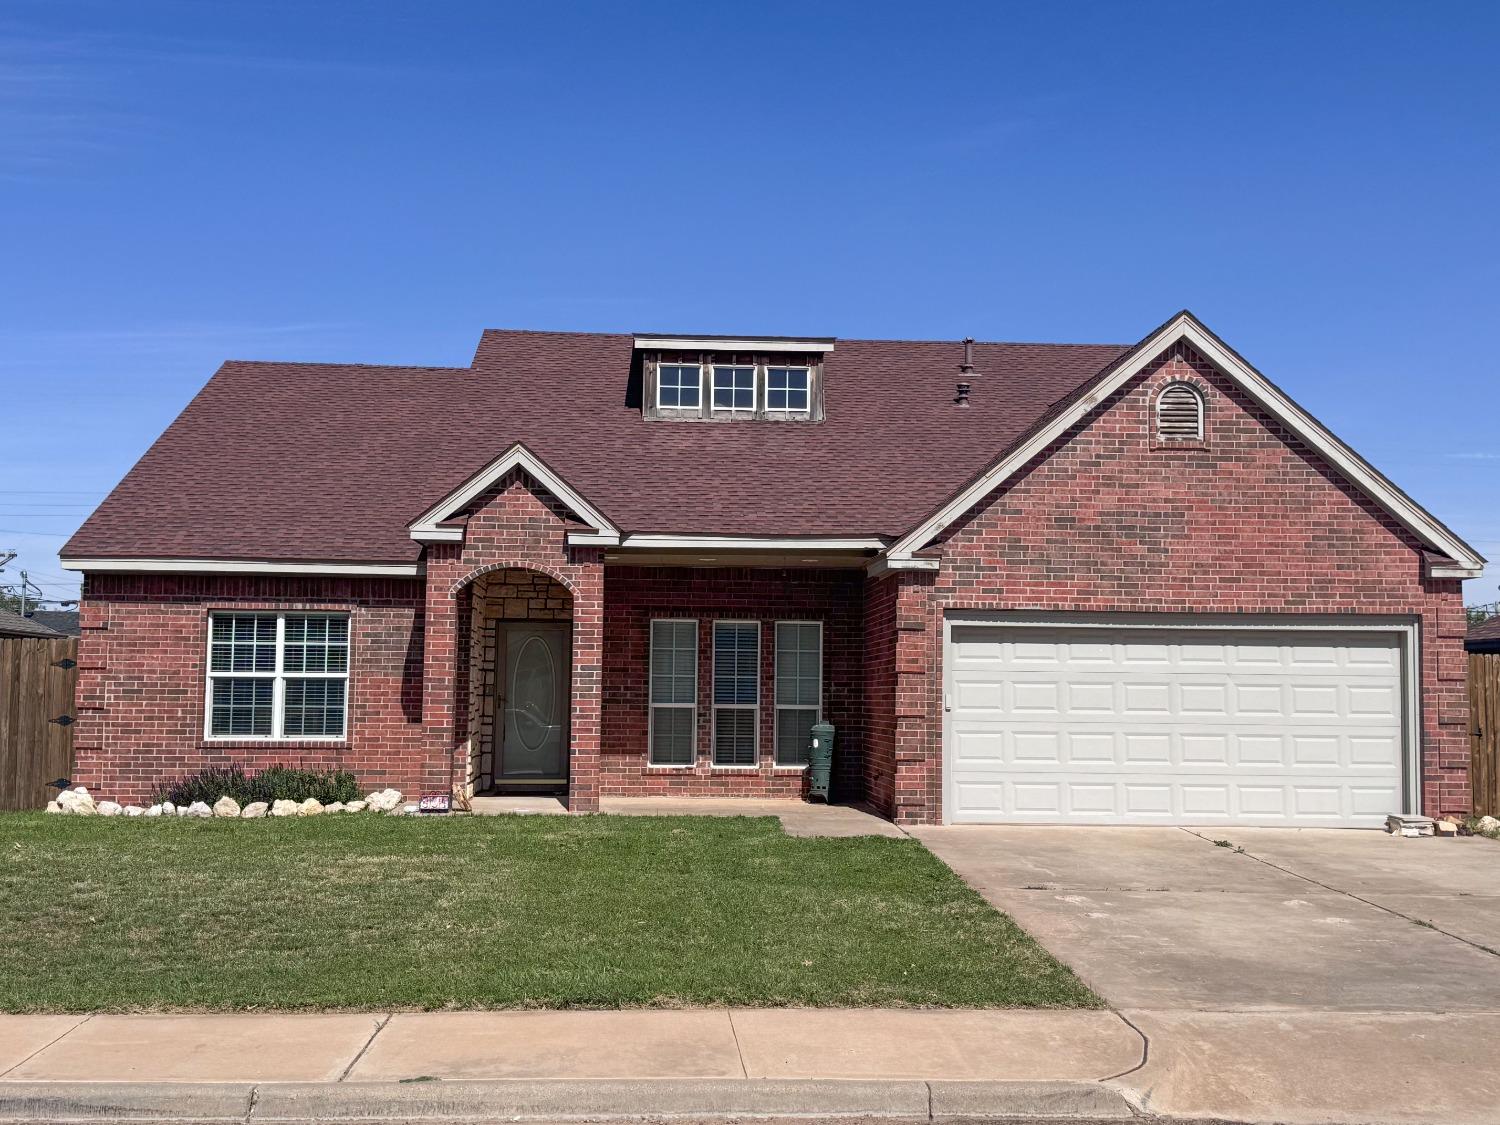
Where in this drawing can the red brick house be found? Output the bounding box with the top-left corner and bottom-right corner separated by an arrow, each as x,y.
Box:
60,312 -> 1484,826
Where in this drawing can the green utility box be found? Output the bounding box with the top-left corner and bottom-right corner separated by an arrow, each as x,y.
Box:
807,722 -> 835,802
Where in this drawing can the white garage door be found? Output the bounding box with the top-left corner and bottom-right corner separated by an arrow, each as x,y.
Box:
945,624 -> 1407,827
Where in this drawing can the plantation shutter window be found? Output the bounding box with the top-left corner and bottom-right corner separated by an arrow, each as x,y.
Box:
1156,382 -> 1204,439
649,619 -> 698,765
774,621 -> 822,766
206,613 -> 350,740
713,621 -> 760,766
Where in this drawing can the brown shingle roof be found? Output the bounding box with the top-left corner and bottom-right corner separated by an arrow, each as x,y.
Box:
1469,615 -> 1500,648
62,331 -> 1130,564
0,608 -> 65,638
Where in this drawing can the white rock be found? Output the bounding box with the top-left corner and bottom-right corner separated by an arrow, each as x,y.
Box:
123,805 -> 145,817
58,788 -> 96,814
97,800 -> 122,816
365,788 -> 402,812
212,796 -> 241,818
184,801 -> 213,819
46,800 -> 60,814
324,802 -> 346,814
161,801 -> 176,816
298,798 -> 324,817
344,800 -> 366,813
144,804 -> 163,818
1478,815 -> 1499,833
386,803 -> 409,817
271,799 -> 299,817
241,801 -> 269,819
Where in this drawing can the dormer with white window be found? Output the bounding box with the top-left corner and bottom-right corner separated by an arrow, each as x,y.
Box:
635,335 -> 833,422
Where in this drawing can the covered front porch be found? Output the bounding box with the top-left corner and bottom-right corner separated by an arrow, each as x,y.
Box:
448,559 -> 872,810
414,459 -> 901,817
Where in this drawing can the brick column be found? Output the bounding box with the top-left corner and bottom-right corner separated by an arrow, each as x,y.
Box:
891,571 -> 940,824
421,542 -> 465,797
565,549 -> 605,812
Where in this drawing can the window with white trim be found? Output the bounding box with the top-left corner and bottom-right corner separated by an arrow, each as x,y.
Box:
206,613 -> 349,739
1155,382 -> 1204,440
649,619 -> 697,765
766,366 -> 810,412
711,365 -> 756,410
712,621 -> 759,766
774,621 -> 822,766
657,363 -> 703,409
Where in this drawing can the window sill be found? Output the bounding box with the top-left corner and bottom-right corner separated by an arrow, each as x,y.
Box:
199,738 -> 349,750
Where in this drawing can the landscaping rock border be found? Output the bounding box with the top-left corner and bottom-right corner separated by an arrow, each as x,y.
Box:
45,787 -> 417,819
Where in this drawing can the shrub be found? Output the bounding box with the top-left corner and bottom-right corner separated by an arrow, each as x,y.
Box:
151,764 -> 361,807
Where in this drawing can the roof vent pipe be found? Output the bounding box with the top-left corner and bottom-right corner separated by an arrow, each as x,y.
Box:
955,337 -> 976,405
955,380 -> 972,407
960,337 -> 976,375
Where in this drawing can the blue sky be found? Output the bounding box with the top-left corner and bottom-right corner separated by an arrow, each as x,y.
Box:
3,0 -> 1496,606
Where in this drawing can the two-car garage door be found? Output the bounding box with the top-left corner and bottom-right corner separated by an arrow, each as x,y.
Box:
945,622 -> 1409,827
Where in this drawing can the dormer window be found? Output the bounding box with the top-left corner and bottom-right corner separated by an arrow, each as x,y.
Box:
636,335 -> 832,423
767,367 -> 810,413
712,365 -> 756,410
657,363 -> 703,409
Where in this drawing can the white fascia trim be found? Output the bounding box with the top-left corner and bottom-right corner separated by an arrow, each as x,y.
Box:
605,534 -> 886,550
409,442 -> 619,542
866,556 -> 941,576
633,336 -> 836,354
887,313 -> 1486,575
1429,564 -> 1484,580
60,557 -> 423,577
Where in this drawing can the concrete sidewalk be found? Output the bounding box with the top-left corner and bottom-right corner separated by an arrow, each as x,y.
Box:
0,1010 -> 1144,1122
0,1010 -> 1139,1083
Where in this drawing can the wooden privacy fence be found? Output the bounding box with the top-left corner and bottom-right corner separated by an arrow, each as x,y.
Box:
1472,652 -> 1500,818
0,636 -> 79,811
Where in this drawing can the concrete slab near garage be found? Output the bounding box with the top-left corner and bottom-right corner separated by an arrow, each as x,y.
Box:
1113,1010 -> 1500,1125
914,825 -> 1500,1011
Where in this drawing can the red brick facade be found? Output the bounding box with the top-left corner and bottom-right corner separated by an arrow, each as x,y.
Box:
72,343 -> 1472,820
868,343 -> 1470,823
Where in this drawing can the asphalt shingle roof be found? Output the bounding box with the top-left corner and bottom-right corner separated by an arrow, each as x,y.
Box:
0,608 -> 65,638
62,330 -> 1132,564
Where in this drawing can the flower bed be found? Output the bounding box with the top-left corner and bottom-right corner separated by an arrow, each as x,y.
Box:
48,786 -> 414,818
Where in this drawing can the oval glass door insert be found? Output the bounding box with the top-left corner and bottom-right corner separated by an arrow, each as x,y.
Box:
511,635 -> 556,751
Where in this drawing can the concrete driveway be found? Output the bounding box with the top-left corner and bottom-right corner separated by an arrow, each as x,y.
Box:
913,825 -> 1500,1123
914,824 -> 1499,1010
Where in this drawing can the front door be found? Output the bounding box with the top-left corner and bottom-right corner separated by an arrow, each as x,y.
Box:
499,623 -> 570,783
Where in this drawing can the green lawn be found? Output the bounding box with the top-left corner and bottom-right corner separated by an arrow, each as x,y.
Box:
0,813 -> 1098,1013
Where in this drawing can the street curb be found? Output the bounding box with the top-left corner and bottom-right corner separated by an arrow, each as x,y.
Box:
0,1079 -> 1138,1121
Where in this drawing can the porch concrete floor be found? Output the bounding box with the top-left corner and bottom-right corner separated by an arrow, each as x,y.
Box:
467,796 -> 568,816
599,797 -> 906,838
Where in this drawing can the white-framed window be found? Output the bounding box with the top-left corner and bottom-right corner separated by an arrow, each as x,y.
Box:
205,612 -> 349,740
711,365 -> 756,410
766,366 -> 810,413
649,618 -> 697,765
774,621 -> 822,767
712,620 -> 759,767
657,363 -> 703,409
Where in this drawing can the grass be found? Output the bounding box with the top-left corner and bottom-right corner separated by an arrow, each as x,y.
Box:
0,813 -> 1099,1013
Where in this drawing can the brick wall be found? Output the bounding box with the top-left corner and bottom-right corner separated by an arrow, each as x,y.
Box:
877,341 -> 1470,823
420,470 -> 605,810
601,566 -> 865,799
74,573 -> 429,804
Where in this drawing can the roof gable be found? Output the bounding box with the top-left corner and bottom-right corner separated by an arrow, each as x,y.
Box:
409,442 -> 620,544
884,312 -> 1485,578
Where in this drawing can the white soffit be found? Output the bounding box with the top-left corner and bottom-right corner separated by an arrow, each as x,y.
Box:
633,336 -> 835,353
